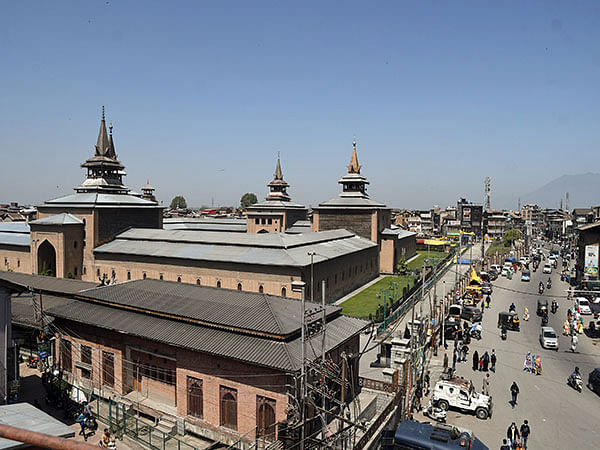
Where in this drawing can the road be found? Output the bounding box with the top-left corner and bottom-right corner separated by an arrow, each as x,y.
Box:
440,255 -> 600,449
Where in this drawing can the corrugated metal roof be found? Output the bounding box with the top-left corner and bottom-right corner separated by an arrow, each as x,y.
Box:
0,403 -> 74,447
248,200 -> 307,209
76,278 -> 337,337
317,195 -> 387,208
381,228 -> 417,240
10,293 -> 67,328
46,297 -> 367,372
94,229 -> 376,267
30,213 -> 83,226
44,192 -> 158,206
0,223 -> 30,233
0,232 -> 30,247
0,271 -> 98,294
164,222 -> 247,232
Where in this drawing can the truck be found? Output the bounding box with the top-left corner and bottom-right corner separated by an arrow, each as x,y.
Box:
432,376 -> 492,420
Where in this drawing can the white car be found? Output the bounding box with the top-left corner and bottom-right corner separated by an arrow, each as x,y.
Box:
539,326 -> 559,350
432,377 -> 492,420
543,264 -> 552,274
575,297 -> 592,315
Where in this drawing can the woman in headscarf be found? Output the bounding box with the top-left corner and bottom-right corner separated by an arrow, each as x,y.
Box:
535,354 -> 542,375
523,352 -> 531,373
472,350 -> 479,371
563,319 -> 570,336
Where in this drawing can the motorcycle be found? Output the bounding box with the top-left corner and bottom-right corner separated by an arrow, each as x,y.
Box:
423,400 -> 447,423
469,329 -> 482,340
541,314 -> 549,326
547,280 -> 552,290
539,285 -> 544,295
567,373 -> 583,392
551,301 -> 558,314
26,356 -> 39,369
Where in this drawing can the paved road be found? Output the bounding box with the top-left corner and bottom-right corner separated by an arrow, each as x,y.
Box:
441,256 -> 600,449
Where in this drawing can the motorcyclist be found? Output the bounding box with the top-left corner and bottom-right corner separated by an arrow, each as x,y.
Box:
547,278 -> 552,289
571,366 -> 581,380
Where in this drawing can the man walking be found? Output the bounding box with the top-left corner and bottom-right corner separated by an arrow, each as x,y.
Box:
491,349 -> 497,372
520,420 -> 531,449
510,381 -> 519,407
482,373 -> 490,396
506,422 -> 520,448
500,439 -> 510,450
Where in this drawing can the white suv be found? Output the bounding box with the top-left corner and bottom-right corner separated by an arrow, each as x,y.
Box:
543,264 -> 552,274
432,377 -> 492,420
575,297 -> 592,315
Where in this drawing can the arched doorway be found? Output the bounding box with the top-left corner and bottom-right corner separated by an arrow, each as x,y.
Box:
257,396 -> 276,441
38,240 -> 56,276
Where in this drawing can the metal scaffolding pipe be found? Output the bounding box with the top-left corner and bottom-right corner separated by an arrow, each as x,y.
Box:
0,423 -> 98,449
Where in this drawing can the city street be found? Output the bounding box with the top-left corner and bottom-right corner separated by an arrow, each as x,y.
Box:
440,257 -> 600,449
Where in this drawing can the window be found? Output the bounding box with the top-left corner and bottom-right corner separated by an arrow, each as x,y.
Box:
17,259 -> 20,268
81,345 -> 92,379
61,340 -> 72,372
151,365 -> 158,380
187,377 -> 203,419
220,386 -> 238,430
261,218 -> 266,225
74,241 -> 77,249
83,266 -> 86,275
237,283 -> 242,291
217,280 -> 221,288
177,276 -> 182,283
281,287 -> 286,297
257,396 -> 276,441
127,271 -> 131,280
143,272 -> 147,279
74,267 -> 78,276
160,273 -> 164,280
259,285 -> 264,294
196,278 -> 201,285
102,351 -> 115,388
255,218 -> 259,225
97,268 -> 101,277
268,218 -> 272,225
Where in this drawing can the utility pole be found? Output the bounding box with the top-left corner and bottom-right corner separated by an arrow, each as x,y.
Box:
291,281 -> 306,450
442,281 -> 446,349
308,252 -> 316,303
321,280 -> 326,419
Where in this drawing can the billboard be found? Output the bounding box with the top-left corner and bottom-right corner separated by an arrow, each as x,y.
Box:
584,244 -> 599,277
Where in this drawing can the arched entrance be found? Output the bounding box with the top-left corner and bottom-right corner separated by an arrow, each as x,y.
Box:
38,240 -> 56,276
257,397 -> 276,441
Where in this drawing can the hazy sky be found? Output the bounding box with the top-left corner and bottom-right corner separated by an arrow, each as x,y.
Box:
1,1 -> 599,210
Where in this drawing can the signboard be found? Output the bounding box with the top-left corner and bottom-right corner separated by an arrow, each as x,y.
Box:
463,208 -> 471,220
584,245 -> 599,277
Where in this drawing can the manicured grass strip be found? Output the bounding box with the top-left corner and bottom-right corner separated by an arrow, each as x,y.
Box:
341,275 -> 416,319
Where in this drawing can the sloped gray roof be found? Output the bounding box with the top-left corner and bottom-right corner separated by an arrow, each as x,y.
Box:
94,228 -> 377,267
164,219 -> 247,232
0,403 -> 74,447
0,223 -> 30,233
317,195 -> 387,208
76,278 -> 338,337
381,228 -> 417,240
0,270 -> 98,294
10,293 -> 68,329
30,213 -> 84,226
43,192 -> 159,207
248,200 -> 307,210
0,232 -> 30,247
46,295 -> 367,372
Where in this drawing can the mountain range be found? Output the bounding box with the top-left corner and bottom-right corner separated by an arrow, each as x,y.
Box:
523,173 -> 600,209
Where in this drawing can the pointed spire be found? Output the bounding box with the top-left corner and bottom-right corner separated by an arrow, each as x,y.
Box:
347,137 -> 361,174
107,122 -> 116,159
274,151 -> 283,180
95,105 -> 110,157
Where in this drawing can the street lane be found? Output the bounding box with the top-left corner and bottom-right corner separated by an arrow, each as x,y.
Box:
440,256 -> 600,449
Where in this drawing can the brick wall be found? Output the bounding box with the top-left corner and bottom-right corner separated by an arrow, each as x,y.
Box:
316,210 -> 373,240
0,245 -> 30,274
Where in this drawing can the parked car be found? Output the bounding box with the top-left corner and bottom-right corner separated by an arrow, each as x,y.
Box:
539,326 -> 558,350
481,282 -> 492,295
588,368 -> 600,395
543,264 -> 552,274
448,305 -> 462,319
575,297 -> 592,315
461,306 -> 483,323
432,377 -> 492,420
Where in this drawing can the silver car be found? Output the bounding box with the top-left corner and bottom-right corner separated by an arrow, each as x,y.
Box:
539,326 -> 558,350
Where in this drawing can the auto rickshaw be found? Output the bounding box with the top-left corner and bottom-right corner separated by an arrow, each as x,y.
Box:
498,311 -> 520,331
537,298 -> 548,316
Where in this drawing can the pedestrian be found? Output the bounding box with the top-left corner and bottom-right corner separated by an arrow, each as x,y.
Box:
483,351 -> 489,372
461,344 -> 468,362
76,412 -> 87,441
535,355 -> 542,375
482,373 -> 490,396
523,352 -> 531,373
500,438 -> 511,450
507,422 -> 520,448
510,381 -> 519,407
520,420 -> 531,450
490,349 -> 497,372
472,350 -> 479,371
452,348 -> 457,372
83,401 -> 92,419
479,356 -> 484,371
443,353 -> 448,370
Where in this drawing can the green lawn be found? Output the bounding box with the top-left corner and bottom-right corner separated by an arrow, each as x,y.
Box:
486,242 -> 511,255
406,250 -> 449,270
340,275 -> 416,319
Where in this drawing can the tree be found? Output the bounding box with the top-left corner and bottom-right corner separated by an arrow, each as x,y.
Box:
240,192 -> 258,209
503,229 -> 522,248
170,195 -> 187,210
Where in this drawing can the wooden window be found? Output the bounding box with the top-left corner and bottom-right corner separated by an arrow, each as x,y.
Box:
102,351 -> 115,388
74,267 -> 78,276
151,365 -> 158,380
81,345 -> 92,379
220,386 -> 238,430
74,241 -> 77,249
83,266 -> 86,275
257,396 -> 277,441
17,259 -> 20,268
61,340 -> 72,372
187,377 -> 203,419
268,219 -> 272,225
255,218 -> 259,224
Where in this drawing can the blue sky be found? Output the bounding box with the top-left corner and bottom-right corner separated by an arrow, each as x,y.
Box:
1,1 -> 599,209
